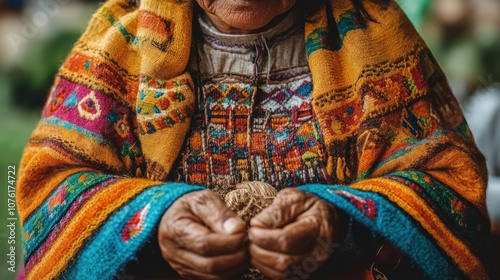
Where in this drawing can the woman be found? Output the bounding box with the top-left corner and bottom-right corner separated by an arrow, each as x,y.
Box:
16,0 -> 490,279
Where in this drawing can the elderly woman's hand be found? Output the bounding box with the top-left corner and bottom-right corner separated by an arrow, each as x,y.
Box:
158,189 -> 248,280
248,188 -> 339,280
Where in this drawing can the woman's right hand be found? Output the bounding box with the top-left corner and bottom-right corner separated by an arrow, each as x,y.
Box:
158,189 -> 248,279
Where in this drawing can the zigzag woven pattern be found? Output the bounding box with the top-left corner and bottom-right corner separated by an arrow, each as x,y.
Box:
175,77 -> 330,191
16,0 -> 490,279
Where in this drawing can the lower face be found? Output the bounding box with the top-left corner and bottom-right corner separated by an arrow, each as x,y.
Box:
195,0 -> 297,33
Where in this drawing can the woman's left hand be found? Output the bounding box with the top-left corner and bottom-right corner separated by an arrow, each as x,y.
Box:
248,188 -> 339,280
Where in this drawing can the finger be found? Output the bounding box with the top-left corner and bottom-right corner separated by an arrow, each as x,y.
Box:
169,258 -> 248,280
250,188 -> 314,229
178,222 -> 247,256
248,218 -> 318,254
251,258 -> 286,280
161,217 -> 247,256
189,190 -> 246,234
249,243 -> 307,274
165,246 -> 248,275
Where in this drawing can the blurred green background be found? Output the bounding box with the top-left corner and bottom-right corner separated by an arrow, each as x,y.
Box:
0,0 -> 498,279
0,2 -> 96,279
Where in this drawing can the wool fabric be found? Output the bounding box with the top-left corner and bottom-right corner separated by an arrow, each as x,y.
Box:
16,0 -> 490,279
174,9 -> 330,191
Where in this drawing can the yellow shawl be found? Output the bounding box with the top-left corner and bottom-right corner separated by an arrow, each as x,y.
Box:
17,0 -> 490,279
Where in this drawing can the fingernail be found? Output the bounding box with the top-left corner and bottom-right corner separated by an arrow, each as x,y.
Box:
223,217 -> 243,234
248,227 -> 263,241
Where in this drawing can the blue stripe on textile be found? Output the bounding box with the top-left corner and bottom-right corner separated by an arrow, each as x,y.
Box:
42,117 -> 110,145
305,10 -> 364,58
369,127 -> 447,176
63,183 -> 204,280
386,171 -> 489,254
298,184 -> 464,280
23,172 -> 115,261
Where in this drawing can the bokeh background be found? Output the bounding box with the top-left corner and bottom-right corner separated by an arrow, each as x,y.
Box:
0,0 -> 498,279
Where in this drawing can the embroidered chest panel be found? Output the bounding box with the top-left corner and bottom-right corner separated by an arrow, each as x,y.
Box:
173,74 -> 330,191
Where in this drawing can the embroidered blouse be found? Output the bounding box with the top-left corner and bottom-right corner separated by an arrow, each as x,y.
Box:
173,10 -> 330,192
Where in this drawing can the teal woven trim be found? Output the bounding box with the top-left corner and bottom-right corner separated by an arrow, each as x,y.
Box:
386,171 -> 489,258
23,172 -> 115,261
63,183 -> 203,280
305,10 -> 364,57
298,184 -> 465,280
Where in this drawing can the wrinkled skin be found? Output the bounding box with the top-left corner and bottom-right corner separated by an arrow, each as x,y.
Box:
159,3 -> 338,279
249,188 -> 337,280
158,190 -> 248,279
194,0 -> 297,34
158,188 -> 338,279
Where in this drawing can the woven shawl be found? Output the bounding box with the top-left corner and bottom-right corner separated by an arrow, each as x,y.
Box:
17,0 -> 490,279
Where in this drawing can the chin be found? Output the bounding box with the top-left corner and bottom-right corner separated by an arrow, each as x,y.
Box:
221,13 -> 279,32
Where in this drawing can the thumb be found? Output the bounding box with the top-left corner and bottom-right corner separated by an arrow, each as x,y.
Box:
250,202 -> 284,229
190,190 -> 246,235
250,188 -> 306,229
221,216 -> 246,235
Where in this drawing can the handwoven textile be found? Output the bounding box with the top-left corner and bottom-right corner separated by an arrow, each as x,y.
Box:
173,10 -> 330,191
17,0 -> 490,279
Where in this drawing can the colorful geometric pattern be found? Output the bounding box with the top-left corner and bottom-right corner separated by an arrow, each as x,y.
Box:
175,76 -> 330,190
23,172 -> 114,261
41,77 -> 145,174
299,184 -> 467,279
16,0 -> 490,279
137,74 -> 195,135
62,183 -> 203,280
305,9 -> 364,57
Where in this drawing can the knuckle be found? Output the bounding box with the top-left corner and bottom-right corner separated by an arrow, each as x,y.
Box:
278,188 -> 305,204
274,254 -> 293,272
316,199 -> 330,213
277,188 -> 295,201
170,263 -> 191,278
171,221 -> 188,239
158,240 -> 176,262
192,237 -> 210,255
264,208 -> 280,228
277,233 -> 292,251
194,189 -> 218,202
200,258 -> 217,274
280,187 -> 297,195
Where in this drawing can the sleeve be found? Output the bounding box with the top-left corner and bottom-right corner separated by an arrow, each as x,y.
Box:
300,2 -> 491,278
299,73 -> 491,279
15,0 -> 202,279
17,73 -> 202,280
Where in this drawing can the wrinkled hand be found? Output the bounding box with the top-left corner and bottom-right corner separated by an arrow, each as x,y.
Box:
158,190 -> 248,280
248,188 -> 338,280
